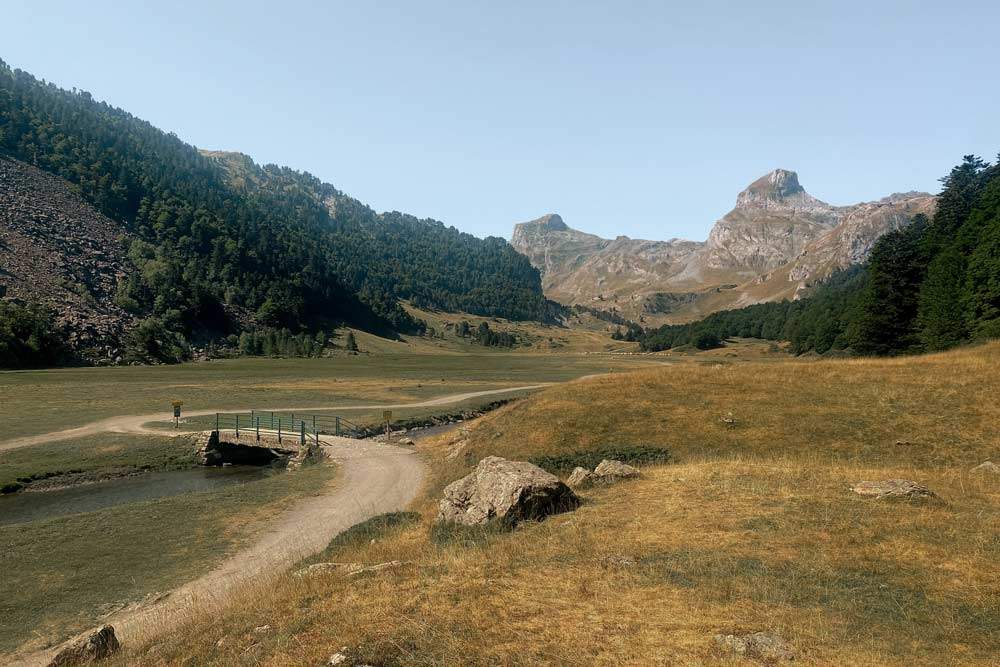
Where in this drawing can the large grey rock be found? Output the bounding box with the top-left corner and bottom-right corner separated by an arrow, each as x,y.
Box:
593,459 -> 640,483
48,625 -> 120,666
714,631 -> 795,661
850,479 -> 937,501
436,456 -> 579,526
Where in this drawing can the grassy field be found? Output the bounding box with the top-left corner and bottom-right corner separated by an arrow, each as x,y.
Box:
0,352 -> 662,442
0,432 -> 337,655
115,343 -> 1000,666
0,433 -> 198,492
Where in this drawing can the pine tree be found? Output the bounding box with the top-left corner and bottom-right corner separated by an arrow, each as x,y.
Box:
917,247 -> 968,350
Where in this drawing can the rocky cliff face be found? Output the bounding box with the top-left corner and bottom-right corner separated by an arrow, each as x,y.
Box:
510,214 -> 702,306
510,169 -> 935,323
0,156 -> 135,362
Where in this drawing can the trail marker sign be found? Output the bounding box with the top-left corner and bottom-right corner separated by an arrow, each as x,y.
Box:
172,400 -> 183,428
383,410 -> 392,440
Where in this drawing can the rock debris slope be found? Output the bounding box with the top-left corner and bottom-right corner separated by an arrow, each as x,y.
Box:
0,156 -> 134,361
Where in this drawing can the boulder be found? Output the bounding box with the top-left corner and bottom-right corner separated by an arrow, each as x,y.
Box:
567,466 -> 595,489
971,461 -> 999,475
593,459 -> 640,484
48,625 -> 120,666
436,456 -> 579,526
850,479 -> 937,501
714,631 -> 795,661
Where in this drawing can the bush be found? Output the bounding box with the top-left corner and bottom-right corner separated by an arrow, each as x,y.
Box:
0,300 -> 70,368
530,444 -> 672,474
694,330 -> 723,350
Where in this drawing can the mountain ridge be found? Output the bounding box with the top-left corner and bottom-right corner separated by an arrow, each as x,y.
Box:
510,169 -> 935,323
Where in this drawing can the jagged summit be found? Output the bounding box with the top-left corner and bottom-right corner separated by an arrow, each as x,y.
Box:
734,168 -> 831,214
744,169 -> 804,198
520,213 -> 568,232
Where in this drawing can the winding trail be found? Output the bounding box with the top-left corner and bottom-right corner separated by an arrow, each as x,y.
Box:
10,435 -> 427,666
0,384 -> 549,452
4,384 -> 553,665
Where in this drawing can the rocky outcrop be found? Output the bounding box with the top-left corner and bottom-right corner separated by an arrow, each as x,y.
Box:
593,459 -> 640,482
566,459 -> 640,489
436,456 -> 580,526
567,466 -> 594,489
509,170 -> 934,324
48,625 -> 120,666
0,157 -> 135,363
850,479 -> 937,501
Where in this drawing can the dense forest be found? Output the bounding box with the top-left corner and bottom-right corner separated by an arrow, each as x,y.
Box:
0,59 -> 547,364
0,301 -> 69,368
640,155 -> 1000,356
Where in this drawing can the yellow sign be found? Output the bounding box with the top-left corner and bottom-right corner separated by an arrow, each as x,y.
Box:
382,410 -> 392,422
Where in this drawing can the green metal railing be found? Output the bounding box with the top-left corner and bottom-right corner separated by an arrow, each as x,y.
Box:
213,410 -> 364,445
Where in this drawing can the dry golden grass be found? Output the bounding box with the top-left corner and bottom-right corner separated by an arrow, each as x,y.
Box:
117,344 -> 999,666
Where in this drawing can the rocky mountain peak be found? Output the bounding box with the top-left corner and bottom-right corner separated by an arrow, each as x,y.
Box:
734,168 -> 829,213
525,213 -> 568,232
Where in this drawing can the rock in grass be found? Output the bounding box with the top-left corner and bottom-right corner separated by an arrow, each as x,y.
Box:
567,460 -> 640,489
593,459 -> 640,484
714,631 -> 795,661
567,466 -> 595,489
971,461 -> 999,475
436,456 -> 579,527
294,562 -> 364,578
48,625 -> 120,666
295,561 -> 408,579
850,479 -> 937,501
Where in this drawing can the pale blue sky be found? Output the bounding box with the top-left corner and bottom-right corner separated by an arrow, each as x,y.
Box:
4,1 -> 998,241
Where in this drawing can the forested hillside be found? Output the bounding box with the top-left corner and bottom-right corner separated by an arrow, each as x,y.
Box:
0,59 -> 546,364
640,155 -> 1000,355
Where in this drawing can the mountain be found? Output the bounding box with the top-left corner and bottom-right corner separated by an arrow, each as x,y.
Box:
510,170 -> 935,322
510,213 -> 702,307
0,59 -> 547,364
638,154 -> 1000,357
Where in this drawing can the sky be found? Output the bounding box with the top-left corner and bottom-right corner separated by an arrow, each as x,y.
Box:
4,1 -> 999,241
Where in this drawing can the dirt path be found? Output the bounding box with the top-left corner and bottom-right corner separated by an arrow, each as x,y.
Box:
8,435 -> 427,666
0,384 -> 548,452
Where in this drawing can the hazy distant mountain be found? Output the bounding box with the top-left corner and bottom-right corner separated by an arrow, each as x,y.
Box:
511,169 -> 935,323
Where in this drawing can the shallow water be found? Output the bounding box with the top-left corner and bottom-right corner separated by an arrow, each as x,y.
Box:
0,465 -> 282,526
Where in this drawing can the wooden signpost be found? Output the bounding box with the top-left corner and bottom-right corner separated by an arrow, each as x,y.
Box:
383,410 -> 392,441
172,400 -> 183,428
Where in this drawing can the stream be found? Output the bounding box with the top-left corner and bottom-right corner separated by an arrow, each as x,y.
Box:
0,465 -> 282,526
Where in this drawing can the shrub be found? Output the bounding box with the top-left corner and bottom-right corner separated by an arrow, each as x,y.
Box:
530,444 -> 672,474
